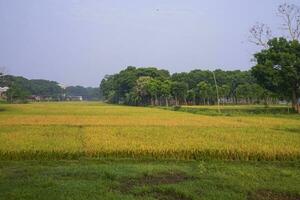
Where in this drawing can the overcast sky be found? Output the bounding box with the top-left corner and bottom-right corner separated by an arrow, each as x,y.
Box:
0,0 -> 298,87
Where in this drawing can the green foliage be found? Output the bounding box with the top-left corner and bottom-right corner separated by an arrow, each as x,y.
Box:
6,83 -> 30,103
100,67 -> 171,105
100,67 -> 272,106
171,81 -> 188,105
197,81 -> 213,104
65,86 -> 100,100
235,83 -> 267,103
171,105 -> 298,117
29,79 -> 62,97
252,37 -> 300,111
0,75 -> 62,100
187,89 -> 196,104
1,75 -> 100,102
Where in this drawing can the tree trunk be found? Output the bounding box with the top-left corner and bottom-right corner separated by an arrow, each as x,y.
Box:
155,95 -> 158,106
263,96 -> 268,108
165,97 -> 168,107
151,97 -> 154,106
292,90 -> 299,113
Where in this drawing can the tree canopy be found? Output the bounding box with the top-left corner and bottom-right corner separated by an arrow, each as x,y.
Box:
0,75 -> 100,102
100,66 -> 273,106
252,37 -> 300,112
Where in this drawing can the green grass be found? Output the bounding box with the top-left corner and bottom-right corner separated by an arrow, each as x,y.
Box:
0,160 -> 299,200
168,104 -> 300,118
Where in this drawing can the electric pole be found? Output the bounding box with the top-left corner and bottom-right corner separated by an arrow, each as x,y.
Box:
212,71 -> 221,113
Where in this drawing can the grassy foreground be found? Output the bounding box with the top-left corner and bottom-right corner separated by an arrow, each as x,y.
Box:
0,160 -> 299,200
0,102 -> 300,161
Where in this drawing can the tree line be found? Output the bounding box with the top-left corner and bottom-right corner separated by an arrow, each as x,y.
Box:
100,67 -> 276,106
0,75 -> 100,102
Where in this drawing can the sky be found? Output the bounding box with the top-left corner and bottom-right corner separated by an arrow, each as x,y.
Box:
0,0 -> 298,87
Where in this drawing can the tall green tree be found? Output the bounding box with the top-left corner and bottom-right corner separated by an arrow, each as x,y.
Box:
148,79 -> 161,106
171,82 -> 188,106
252,38 -> 300,112
6,83 -> 29,103
197,81 -> 213,105
187,89 -> 196,105
160,80 -> 171,106
219,85 -> 230,99
134,76 -> 152,105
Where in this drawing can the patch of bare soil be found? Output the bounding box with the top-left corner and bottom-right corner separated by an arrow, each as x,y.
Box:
118,171 -> 193,193
141,188 -> 193,200
116,171 -> 195,200
248,189 -> 300,200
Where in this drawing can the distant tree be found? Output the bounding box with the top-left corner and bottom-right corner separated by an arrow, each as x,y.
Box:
125,90 -> 141,106
6,83 -> 29,103
252,38 -> 300,112
86,87 -> 101,100
29,79 -> 62,98
187,89 -> 196,105
219,84 -> 231,104
0,75 -> 62,100
100,67 -> 273,107
171,82 -> 188,105
100,66 -> 170,104
197,81 -> 213,105
65,86 -> 100,100
134,76 -> 152,105
100,75 -> 118,103
236,83 -> 253,103
160,80 -> 171,106
148,79 -> 161,106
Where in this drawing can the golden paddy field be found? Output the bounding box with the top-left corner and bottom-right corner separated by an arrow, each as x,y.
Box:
0,102 -> 299,160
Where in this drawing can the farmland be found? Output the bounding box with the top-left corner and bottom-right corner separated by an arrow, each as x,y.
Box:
0,102 -> 300,161
0,102 -> 300,199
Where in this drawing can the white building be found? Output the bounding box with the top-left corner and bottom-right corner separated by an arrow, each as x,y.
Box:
0,87 -> 9,98
67,96 -> 83,101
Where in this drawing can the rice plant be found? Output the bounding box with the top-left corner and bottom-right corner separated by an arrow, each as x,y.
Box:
0,102 -> 299,161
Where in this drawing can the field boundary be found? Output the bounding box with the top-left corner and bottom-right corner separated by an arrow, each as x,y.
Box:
1,149 -> 299,161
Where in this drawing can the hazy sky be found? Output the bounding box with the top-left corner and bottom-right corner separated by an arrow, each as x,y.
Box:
0,0 -> 298,87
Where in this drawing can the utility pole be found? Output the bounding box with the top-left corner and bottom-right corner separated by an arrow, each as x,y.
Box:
212,71 -> 221,113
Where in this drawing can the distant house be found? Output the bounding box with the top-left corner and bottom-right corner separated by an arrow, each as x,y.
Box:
0,87 -> 9,98
28,95 -> 41,101
67,96 -> 83,101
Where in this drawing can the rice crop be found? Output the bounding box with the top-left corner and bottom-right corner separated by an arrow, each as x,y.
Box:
0,102 -> 299,161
